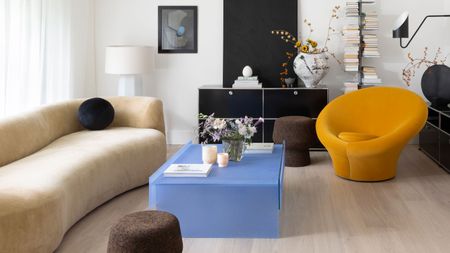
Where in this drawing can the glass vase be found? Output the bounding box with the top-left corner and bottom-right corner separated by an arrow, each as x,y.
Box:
222,139 -> 246,162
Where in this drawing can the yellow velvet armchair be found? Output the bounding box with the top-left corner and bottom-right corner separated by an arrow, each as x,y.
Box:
316,87 -> 427,181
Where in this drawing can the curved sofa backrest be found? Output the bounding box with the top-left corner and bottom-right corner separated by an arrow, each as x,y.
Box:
0,96 -> 165,167
108,96 -> 165,134
322,86 -> 427,136
0,100 -> 83,167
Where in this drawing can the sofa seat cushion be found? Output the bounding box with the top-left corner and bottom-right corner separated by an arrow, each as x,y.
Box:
0,127 -> 166,253
338,132 -> 378,143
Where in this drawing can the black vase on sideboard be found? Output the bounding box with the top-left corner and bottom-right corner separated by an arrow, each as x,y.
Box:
421,64 -> 450,109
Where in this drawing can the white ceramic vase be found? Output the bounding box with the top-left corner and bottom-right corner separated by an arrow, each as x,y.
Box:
293,52 -> 329,88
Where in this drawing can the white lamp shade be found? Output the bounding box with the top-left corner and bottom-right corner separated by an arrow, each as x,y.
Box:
393,11 -> 409,31
105,46 -> 154,75
393,11 -> 410,39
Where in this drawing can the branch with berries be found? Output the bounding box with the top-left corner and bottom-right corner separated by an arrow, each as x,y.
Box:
271,5 -> 341,54
402,47 -> 449,86
270,6 -> 342,86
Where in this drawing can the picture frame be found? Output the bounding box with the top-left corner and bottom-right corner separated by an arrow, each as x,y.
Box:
158,6 -> 198,54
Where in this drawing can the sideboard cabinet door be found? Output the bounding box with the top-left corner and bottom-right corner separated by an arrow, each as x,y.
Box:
199,89 -> 263,118
264,89 -> 327,118
439,132 -> 450,173
419,123 -> 440,161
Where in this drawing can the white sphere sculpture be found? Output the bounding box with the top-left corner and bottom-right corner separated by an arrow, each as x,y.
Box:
242,66 -> 253,78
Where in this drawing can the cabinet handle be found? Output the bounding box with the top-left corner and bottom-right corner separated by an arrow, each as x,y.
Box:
293,91 -> 299,96
228,91 -> 233,96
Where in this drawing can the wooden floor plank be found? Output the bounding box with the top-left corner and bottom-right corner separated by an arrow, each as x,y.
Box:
56,145 -> 450,253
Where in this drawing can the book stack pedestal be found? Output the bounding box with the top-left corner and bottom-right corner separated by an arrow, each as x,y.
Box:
343,0 -> 382,93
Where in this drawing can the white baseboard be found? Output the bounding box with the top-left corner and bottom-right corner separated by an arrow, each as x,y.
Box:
167,130 -> 196,144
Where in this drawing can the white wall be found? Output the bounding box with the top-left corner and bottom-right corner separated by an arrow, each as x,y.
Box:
302,0 -> 450,99
95,0 -> 222,144
95,0 -> 450,144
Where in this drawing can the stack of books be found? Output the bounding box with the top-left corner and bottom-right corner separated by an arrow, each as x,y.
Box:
343,0 -> 382,89
361,0 -> 376,5
363,11 -> 379,30
362,66 -> 382,85
245,143 -> 274,154
344,46 -> 360,72
343,0 -> 360,72
164,164 -> 212,177
343,81 -> 359,93
233,76 -> 262,88
345,0 -> 360,17
362,11 -> 380,58
362,34 -> 380,57
361,1 -> 381,85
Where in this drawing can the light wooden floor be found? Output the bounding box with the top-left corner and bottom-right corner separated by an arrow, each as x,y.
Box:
56,145 -> 450,253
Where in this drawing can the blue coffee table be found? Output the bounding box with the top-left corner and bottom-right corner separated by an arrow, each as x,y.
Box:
149,142 -> 285,238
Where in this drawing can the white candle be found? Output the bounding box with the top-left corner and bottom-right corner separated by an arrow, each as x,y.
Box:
202,145 -> 217,164
217,153 -> 229,168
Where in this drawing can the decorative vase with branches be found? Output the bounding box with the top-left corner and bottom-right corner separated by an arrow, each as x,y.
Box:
271,5 -> 342,87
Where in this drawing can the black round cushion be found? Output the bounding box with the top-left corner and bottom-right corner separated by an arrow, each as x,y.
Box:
78,98 -> 115,130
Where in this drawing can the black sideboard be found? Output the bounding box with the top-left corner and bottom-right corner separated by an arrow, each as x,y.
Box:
419,106 -> 450,173
198,85 -> 328,149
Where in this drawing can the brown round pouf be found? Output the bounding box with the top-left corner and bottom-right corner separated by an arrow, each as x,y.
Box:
273,116 -> 314,167
107,211 -> 183,253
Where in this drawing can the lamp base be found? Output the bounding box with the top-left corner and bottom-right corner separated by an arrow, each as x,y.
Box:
118,75 -> 143,96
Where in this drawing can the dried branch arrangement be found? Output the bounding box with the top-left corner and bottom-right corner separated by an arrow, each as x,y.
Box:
271,6 -> 342,86
403,47 -> 449,86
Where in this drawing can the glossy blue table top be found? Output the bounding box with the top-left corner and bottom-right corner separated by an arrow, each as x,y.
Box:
150,143 -> 284,186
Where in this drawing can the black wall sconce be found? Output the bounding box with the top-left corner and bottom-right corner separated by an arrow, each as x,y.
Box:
393,11 -> 450,49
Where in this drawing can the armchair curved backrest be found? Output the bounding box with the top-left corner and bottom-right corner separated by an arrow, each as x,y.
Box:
321,87 -> 427,137
317,86 -> 428,181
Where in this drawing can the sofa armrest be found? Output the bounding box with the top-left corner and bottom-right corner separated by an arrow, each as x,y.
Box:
107,97 -> 165,135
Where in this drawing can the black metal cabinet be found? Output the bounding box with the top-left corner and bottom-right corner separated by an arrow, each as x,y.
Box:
427,107 -> 439,127
439,132 -> 450,172
198,89 -> 262,118
264,89 -> 328,118
198,86 -> 328,147
311,119 -> 322,149
419,123 -> 439,161
263,120 -> 275,143
419,106 -> 450,173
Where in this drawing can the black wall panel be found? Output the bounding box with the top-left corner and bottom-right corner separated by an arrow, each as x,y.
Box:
223,0 -> 298,88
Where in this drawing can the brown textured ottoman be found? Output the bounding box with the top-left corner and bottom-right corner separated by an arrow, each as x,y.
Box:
107,211 -> 183,253
273,116 -> 314,167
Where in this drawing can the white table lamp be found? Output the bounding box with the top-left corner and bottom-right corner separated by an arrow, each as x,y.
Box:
105,46 -> 154,96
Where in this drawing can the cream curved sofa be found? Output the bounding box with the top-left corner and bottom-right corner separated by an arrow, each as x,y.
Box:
0,97 -> 166,253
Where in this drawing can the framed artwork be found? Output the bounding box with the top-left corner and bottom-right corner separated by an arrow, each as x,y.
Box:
158,6 -> 198,54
